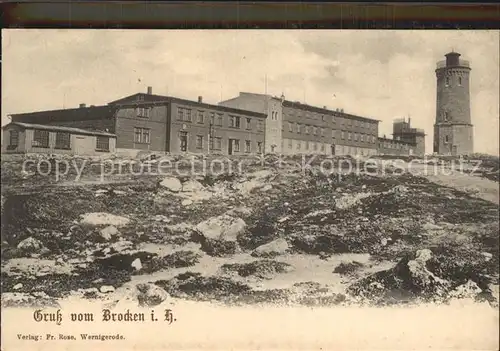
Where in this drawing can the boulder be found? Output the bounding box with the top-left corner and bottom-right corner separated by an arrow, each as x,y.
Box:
335,192 -> 373,210
235,179 -> 266,195
159,177 -> 182,192
131,258 -> 142,271
182,180 -> 205,193
80,212 -> 130,227
347,249 -> 453,304
195,215 -> 246,242
99,285 -> 116,293
181,199 -> 193,206
17,237 -> 45,254
99,226 -> 120,241
252,238 -> 290,258
448,280 -> 483,300
136,283 -> 169,307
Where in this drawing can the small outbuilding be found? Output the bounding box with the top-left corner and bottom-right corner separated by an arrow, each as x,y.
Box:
1,122 -> 116,156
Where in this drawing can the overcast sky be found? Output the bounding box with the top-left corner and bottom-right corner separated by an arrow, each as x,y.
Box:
2,29 -> 498,155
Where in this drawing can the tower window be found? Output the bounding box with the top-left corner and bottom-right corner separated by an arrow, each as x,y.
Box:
445,77 -> 450,86
445,135 -> 449,143
443,111 -> 448,121
458,77 -> 462,86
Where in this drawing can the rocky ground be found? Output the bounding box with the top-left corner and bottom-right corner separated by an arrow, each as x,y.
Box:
1,153 -> 499,309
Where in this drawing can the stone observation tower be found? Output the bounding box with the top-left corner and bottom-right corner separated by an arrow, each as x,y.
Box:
433,51 -> 473,155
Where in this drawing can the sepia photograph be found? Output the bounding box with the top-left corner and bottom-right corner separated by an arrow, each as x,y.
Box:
1,28 -> 499,350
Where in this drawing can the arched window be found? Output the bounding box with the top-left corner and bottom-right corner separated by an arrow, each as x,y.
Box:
445,135 -> 449,143
443,111 -> 448,121
458,77 -> 462,86
445,77 -> 450,86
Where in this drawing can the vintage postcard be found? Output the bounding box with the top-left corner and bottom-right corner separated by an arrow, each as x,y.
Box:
1,29 -> 499,350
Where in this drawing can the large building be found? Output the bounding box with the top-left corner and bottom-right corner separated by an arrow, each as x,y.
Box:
3,88 -> 426,158
433,51 -> 474,155
5,88 -> 267,157
220,92 -> 381,156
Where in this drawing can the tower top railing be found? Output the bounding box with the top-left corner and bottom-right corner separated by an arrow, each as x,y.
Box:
436,59 -> 470,69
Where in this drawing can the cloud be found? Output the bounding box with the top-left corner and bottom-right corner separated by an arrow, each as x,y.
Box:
2,29 -> 498,155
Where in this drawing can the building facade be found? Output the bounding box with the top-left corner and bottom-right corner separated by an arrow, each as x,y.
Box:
219,92 -> 283,153
6,88 -> 429,158
1,122 -> 117,155
220,92 -> 380,156
392,118 -> 426,156
377,137 -> 415,156
433,51 -> 474,155
9,88 -> 267,157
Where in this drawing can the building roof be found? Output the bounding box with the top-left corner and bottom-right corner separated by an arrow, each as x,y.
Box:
108,93 -> 267,118
3,122 -> 116,137
282,100 -> 380,123
10,105 -> 118,123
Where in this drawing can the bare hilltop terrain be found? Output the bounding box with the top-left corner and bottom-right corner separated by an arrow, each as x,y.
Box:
1,152 -> 499,309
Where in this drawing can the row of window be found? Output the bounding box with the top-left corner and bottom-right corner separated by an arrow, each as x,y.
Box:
10,129 -> 111,151
380,141 -> 409,150
339,131 -> 377,143
286,122 -> 376,138
283,139 -> 327,152
286,122 -> 326,136
32,129 -> 71,149
177,107 -> 264,131
286,110 -> 376,130
193,135 -> 263,153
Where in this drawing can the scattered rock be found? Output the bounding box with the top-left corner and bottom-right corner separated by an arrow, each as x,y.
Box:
99,285 -> 115,294
481,252 -> 493,262
220,260 -> 294,279
422,222 -> 442,231
99,225 -> 120,241
193,215 -> 246,256
448,280 -> 483,300
159,177 -> 182,192
260,184 -> 273,192
252,238 -> 290,258
1,292 -> 60,308
154,215 -> 171,223
131,258 -> 142,271
13,283 -> 23,290
347,249 -> 453,304
195,215 -> 246,242
17,237 -> 45,254
156,272 -> 252,301
333,261 -> 364,276
141,251 -> 201,274
181,199 -> 193,206
389,185 -> 409,194
136,283 -> 170,307
226,206 -> 253,217
182,180 -> 205,193
80,212 -> 131,227
335,193 -> 373,210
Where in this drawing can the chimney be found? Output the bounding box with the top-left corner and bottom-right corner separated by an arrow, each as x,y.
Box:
198,96 -> 203,103
147,86 -> 153,95
79,103 -> 86,108
323,105 -> 327,109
